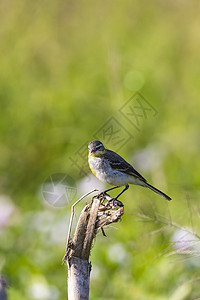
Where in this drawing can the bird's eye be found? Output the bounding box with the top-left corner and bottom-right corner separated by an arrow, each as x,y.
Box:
96,144 -> 102,150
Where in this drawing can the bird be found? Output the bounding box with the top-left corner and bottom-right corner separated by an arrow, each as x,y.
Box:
88,140 -> 171,203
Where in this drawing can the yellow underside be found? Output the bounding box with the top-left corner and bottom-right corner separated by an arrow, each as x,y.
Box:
90,168 -> 96,176
89,150 -> 106,177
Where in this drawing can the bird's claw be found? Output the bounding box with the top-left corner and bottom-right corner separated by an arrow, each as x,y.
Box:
97,191 -> 111,201
108,198 -> 124,208
96,192 -> 124,207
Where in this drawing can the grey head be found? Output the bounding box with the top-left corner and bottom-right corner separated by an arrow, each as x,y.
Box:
88,140 -> 105,154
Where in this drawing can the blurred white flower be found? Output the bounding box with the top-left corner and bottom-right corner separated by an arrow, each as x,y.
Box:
172,228 -> 200,254
107,243 -> 129,264
30,210 -> 70,245
132,145 -> 164,172
0,195 -> 16,227
27,280 -> 59,300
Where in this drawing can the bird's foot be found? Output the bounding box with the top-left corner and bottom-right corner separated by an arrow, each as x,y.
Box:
96,191 -> 111,201
108,198 -> 124,208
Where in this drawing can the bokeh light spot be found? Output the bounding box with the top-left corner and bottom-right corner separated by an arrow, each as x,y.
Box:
124,70 -> 145,91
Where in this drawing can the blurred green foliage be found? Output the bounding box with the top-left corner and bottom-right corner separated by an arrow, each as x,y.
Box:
1,0 -> 200,299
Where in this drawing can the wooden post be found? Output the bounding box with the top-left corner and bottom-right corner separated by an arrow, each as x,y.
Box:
67,257 -> 90,300
65,194 -> 124,300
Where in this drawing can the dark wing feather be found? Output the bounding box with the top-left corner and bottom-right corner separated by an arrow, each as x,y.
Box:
103,149 -> 147,182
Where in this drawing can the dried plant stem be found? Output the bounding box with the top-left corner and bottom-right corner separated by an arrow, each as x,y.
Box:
65,192 -> 124,300
63,189 -> 98,262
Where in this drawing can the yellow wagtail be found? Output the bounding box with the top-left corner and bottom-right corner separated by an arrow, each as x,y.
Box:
88,140 -> 171,203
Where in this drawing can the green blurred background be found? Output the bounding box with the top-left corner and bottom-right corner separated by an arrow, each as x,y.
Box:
1,1 -> 200,299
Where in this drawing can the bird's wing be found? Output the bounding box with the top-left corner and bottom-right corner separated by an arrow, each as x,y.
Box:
103,150 -> 147,182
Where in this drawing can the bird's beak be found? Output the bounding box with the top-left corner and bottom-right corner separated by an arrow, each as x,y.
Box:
90,149 -> 95,154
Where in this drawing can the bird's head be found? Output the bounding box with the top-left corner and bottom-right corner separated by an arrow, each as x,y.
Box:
88,140 -> 105,157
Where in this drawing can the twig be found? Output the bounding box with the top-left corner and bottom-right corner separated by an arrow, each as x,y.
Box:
63,189 -> 98,263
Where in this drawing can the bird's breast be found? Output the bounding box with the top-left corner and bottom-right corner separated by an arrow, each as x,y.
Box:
88,154 -> 137,186
88,155 -> 105,181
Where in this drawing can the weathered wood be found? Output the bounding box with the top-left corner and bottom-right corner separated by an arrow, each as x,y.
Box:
81,197 -> 100,260
97,206 -> 124,228
66,194 -> 124,300
68,257 -> 90,300
70,205 -> 89,258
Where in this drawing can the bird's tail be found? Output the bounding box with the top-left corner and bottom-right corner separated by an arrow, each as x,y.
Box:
142,182 -> 172,201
